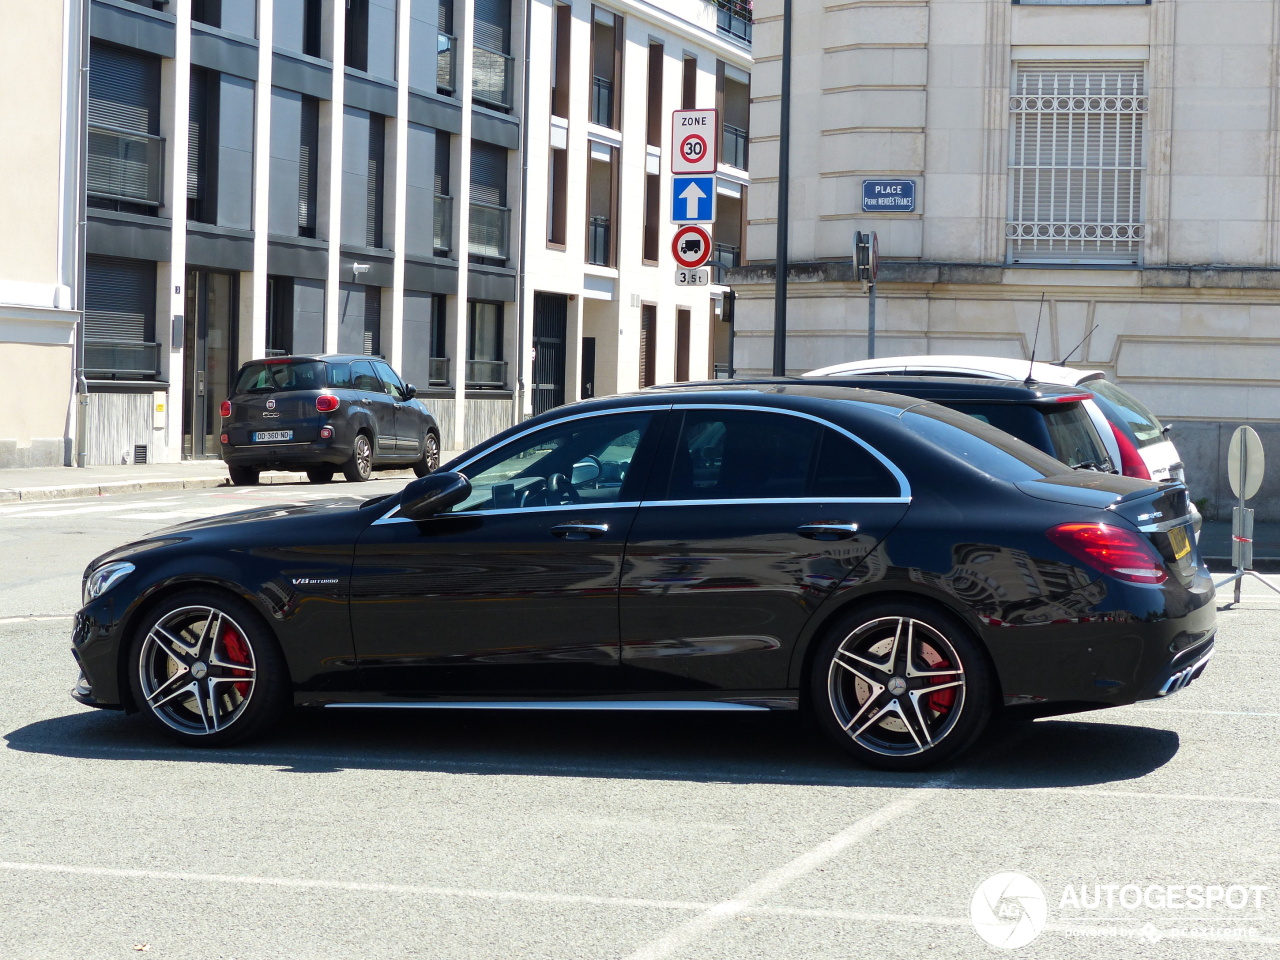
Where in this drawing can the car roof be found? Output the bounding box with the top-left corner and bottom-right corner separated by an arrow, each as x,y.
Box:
803,354 -> 1106,386
722,375 -> 1093,403
238,354 -> 383,366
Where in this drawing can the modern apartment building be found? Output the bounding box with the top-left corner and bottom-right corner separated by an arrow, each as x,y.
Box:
731,0 -> 1280,504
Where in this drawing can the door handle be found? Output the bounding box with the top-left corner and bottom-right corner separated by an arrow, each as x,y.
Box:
796,522 -> 859,541
551,522 -> 609,540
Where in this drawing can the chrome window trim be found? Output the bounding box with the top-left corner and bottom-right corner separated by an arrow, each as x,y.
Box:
645,497 -> 911,507
666,402 -> 911,501
373,501 -> 642,525
324,699 -> 773,712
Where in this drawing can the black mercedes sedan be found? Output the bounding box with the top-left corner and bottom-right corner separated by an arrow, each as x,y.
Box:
71,383 -> 1216,770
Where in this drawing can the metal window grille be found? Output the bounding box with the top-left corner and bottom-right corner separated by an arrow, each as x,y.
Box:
1007,63 -> 1147,264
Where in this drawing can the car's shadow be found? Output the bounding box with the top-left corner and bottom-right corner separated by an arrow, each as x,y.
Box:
5,707 -> 1179,790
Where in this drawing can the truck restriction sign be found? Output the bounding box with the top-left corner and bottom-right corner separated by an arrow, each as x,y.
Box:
672,225 -> 712,268
671,109 -> 718,174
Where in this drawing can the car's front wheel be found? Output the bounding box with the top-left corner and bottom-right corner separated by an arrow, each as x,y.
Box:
810,601 -> 993,770
342,434 -> 373,482
413,432 -> 440,477
127,590 -> 289,746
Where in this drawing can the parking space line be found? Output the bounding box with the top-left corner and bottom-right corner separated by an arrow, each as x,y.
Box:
625,778 -> 953,960
1017,787 -> 1280,806
1128,706 -> 1280,718
0,615 -> 75,625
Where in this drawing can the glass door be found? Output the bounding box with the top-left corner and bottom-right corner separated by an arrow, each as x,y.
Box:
183,268 -> 238,459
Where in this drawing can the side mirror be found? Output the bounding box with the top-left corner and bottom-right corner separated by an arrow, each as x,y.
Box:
400,471 -> 471,520
404,383 -> 418,399
570,457 -> 602,486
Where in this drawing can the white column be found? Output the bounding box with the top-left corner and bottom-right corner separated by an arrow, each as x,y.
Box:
166,0 -> 194,461
452,0 -> 476,448
249,0 -> 275,357
388,0 -> 412,370
324,0 -> 348,352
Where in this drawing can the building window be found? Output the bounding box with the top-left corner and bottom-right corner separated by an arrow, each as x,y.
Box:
473,0 -> 513,110
718,63 -> 749,171
437,0 -> 456,95
551,2 -> 572,118
341,108 -> 387,248
84,255 -> 159,380
406,122 -> 441,257
586,142 -> 617,266
187,69 -> 255,228
467,301 -> 506,388
590,6 -> 622,128
192,0 -> 258,37
267,277 -> 325,356
411,0 -> 455,94
469,141 -> 510,262
346,0 -> 397,79
714,0 -> 752,46
646,41 -> 663,147
268,88 -> 319,238
681,55 -> 697,109
339,283 -> 382,355
274,0 -> 324,59
548,147 -> 568,247
639,304 -> 656,388
88,44 -> 163,215
1007,63 -> 1147,264
675,308 -> 691,382
642,173 -> 659,262
404,291 -> 450,386
712,189 -> 743,283
435,133 -> 453,254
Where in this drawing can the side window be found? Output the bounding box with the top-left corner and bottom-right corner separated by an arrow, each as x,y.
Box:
327,362 -> 354,388
374,361 -> 408,400
811,428 -> 900,499
447,413 -> 652,513
351,359 -> 386,393
663,410 -> 819,501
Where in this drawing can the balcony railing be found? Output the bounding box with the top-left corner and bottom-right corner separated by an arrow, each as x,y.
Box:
722,122 -> 748,170
712,242 -> 739,283
591,75 -> 613,127
434,193 -> 453,255
84,340 -> 160,379
87,125 -> 164,207
437,33 -> 456,94
588,216 -> 611,266
713,362 -> 732,379
428,356 -> 450,386
715,0 -> 752,45
465,359 -> 507,388
468,202 -> 510,260
472,45 -> 513,109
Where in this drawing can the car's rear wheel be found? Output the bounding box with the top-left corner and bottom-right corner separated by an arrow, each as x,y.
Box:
413,432 -> 440,477
810,601 -> 993,770
342,434 -> 373,482
127,590 -> 289,747
306,466 -> 335,484
227,465 -> 260,486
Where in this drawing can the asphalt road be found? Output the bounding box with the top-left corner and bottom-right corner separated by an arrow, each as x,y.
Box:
1,481 -> 1277,959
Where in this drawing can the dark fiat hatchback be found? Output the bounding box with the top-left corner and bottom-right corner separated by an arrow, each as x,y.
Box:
72,383 -> 1215,770
221,355 -> 441,485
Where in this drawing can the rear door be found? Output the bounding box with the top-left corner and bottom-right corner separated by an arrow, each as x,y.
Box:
350,359 -> 398,457
618,406 -> 910,693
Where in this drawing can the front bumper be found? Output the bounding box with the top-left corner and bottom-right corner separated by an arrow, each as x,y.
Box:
70,603 -> 128,710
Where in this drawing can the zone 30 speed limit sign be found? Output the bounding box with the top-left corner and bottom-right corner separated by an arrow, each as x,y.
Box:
671,109 -> 718,174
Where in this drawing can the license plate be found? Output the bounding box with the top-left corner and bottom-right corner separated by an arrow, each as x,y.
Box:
1168,524 -> 1191,560
253,430 -> 293,442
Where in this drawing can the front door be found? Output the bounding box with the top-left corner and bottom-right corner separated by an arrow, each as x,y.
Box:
350,409 -> 661,694
183,269 -> 238,459
620,406 -> 910,692
532,292 -> 567,415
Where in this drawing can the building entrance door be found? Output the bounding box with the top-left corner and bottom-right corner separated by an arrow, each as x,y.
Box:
532,292 -> 567,416
183,268 -> 238,459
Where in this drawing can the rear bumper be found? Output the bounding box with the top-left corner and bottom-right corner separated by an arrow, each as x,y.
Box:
221,439 -> 353,468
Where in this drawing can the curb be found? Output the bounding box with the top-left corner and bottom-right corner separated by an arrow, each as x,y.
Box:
1205,557 -> 1280,574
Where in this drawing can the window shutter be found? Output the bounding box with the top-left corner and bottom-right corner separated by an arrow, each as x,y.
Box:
469,142 -> 506,206
85,256 -> 155,343
188,69 -> 208,201
473,0 -> 508,51
364,286 -> 382,356
366,115 -> 385,246
88,45 -> 159,133
299,96 -> 319,234
1008,63 -> 1146,264
435,134 -> 450,195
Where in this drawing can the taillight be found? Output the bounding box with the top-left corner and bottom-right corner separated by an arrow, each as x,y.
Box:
316,394 -> 339,413
219,400 -> 231,418
1108,421 -> 1150,479
1047,522 -> 1167,584
1052,394 -> 1093,404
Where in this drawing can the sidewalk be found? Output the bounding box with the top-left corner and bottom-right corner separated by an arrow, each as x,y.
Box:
0,455 -> 464,504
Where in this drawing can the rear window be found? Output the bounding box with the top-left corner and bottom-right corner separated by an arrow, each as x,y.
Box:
1088,380 -> 1166,449
234,360 -> 327,394
1042,405 -> 1111,469
899,405 -> 1070,482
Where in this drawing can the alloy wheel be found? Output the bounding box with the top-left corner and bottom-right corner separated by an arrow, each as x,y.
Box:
424,434 -> 440,472
137,605 -> 257,736
827,616 -> 966,757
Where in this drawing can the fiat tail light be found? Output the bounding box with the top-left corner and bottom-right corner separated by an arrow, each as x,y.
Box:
316,394 -> 340,413
219,400 -> 231,418
1047,522 -> 1167,584
1109,422 -> 1151,479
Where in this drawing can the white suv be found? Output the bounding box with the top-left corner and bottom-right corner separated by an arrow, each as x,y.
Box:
805,355 -> 1185,483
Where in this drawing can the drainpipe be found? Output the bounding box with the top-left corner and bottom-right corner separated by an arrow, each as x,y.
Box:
74,0 -> 90,467
771,0 -> 792,377
512,0 -> 533,427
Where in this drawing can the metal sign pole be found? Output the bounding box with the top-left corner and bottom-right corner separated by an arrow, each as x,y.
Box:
1212,424 -> 1280,603
868,280 -> 876,360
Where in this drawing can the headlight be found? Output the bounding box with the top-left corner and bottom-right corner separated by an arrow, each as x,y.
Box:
82,561 -> 135,605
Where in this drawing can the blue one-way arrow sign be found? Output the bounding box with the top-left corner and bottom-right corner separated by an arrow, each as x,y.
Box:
671,175 -> 716,224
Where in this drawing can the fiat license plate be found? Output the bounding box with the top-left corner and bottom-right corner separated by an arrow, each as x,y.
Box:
253,430 -> 293,442
1168,524 -> 1191,561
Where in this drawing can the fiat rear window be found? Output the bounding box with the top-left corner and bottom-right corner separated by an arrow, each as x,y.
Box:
233,360 -> 327,394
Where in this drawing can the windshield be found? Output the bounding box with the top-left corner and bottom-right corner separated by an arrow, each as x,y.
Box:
234,360 -> 327,394
899,404 -> 1070,482
1088,380 -> 1166,449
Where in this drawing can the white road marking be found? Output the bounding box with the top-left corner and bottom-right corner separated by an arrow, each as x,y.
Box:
0,615 -> 75,625
625,779 -> 953,960
1017,787 -> 1280,806
1128,706 -> 1280,718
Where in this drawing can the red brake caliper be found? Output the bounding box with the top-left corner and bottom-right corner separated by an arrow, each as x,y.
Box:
220,626 -> 252,697
926,658 -> 956,715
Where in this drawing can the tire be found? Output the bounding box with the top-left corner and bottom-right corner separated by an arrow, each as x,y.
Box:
412,432 -> 441,478
809,600 -> 994,771
227,465 -> 260,486
126,589 -> 290,747
342,433 -> 373,482
306,466 -> 335,484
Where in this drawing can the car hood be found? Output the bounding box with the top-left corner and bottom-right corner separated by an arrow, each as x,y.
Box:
152,498 -> 369,536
